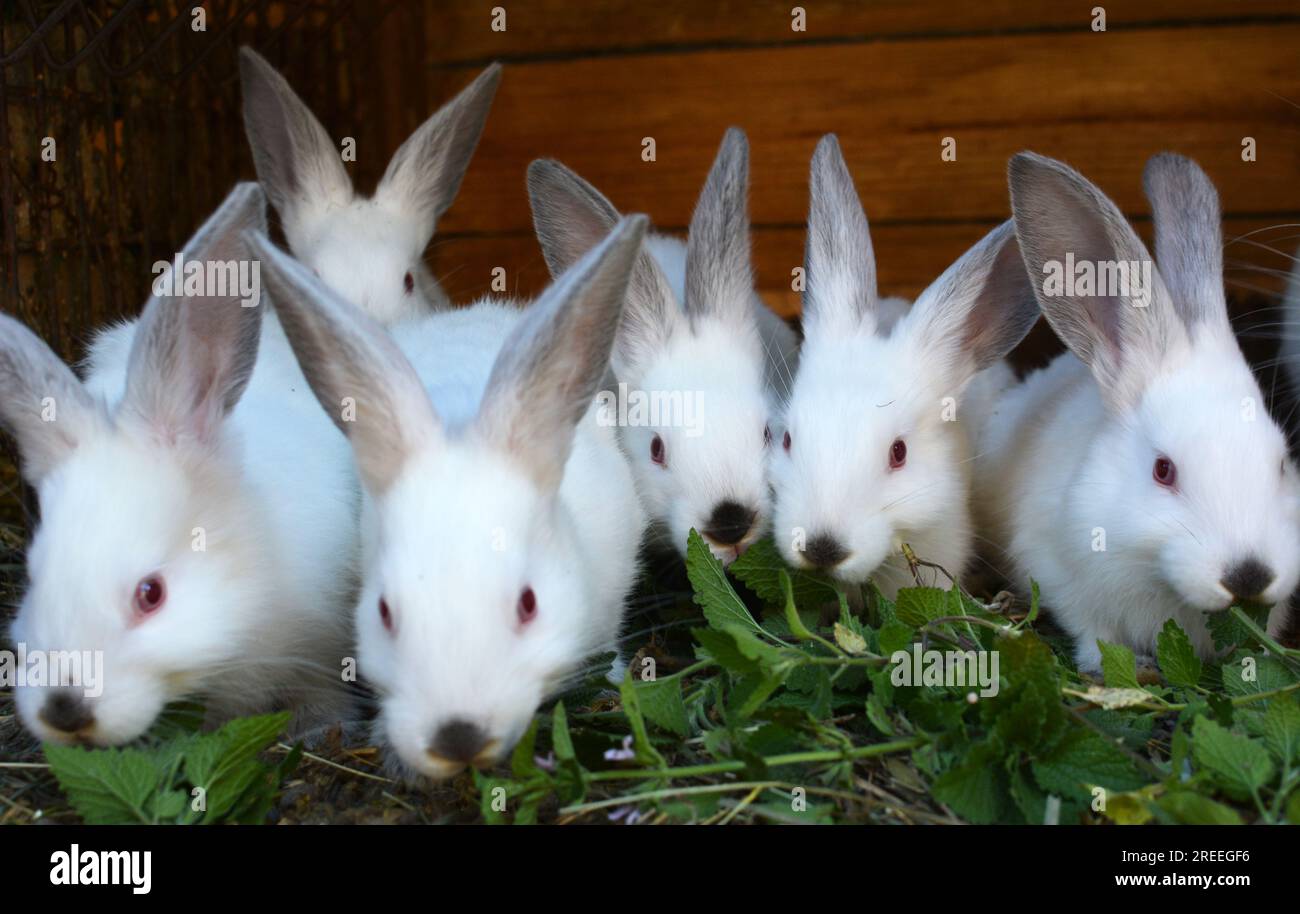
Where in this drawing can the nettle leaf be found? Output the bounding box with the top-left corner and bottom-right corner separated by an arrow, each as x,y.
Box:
1155,618 -> 1203,688
1191,715 -> 1275,801
1221,654 -> 1296,697
1259,694 -> 1300,765
686,529 -> 765,637
45,744 -> 164,825
833,622 -> 867,655
1098,641 -> 1139,689
1032,727 -> 1148,801
633,675 -> 690,737
730,537 -> 840,607
184,711 -> 292,823
932,741 -> 1009,824
985,631 -> 1066,754
1205,603 -> 1270,651
878,621 -> 915,656
894,587 -> 948,627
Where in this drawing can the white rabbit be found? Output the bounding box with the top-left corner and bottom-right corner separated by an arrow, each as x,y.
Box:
238,47 -> 500,324
771,135 -> 1039,598
247,216 -> 648,780
1,184 -> 359,746
970,151 -> 1300,671
527,128 -> 799,564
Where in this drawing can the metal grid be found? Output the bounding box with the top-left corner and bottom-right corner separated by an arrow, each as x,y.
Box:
0,0 -> 401,523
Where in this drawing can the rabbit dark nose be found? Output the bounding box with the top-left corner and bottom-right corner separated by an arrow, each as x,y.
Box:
804,533 -> 848,570
1221,558 -> 1275,602
430,719 -> 490,764
704,500 -> 758,546
40,691 -> 95,734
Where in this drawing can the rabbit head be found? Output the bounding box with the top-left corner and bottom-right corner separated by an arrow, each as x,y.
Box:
528,128 -> 777,564
1009,150 -> 1300,615
250,216 -> 646,779
772,136 -> 1039,589
3,185 -> 271,745
239,47 -> 500,323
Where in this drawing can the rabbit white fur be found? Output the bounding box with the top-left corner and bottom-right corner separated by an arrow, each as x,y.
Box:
239,47 -> 500,324
527,128 -> 799,564
970,151 -> 1300,671
1,184 -> 358,746
248,217 -> 648,780
770,135 -> 1039,598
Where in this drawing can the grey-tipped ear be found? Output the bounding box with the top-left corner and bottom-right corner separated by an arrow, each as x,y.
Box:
803,134 -> 878,335
1009,151 -> 1177,410
527,158 -> 680,378
906,220 -> 1040,387
478,215 -> 647,491
1142,152 -> 1229,328
247,231 -> 440,495
684,127 -> 755,327
0,315 -> 101,485
121,183 -> 267,443
239,48 -> 352,233
376,63 -> 502,233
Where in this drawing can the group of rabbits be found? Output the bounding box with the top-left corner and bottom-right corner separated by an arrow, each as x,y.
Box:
1,51 -> 1297,781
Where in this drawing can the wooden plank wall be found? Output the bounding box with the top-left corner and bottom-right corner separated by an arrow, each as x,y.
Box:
368,0 -> 1300,362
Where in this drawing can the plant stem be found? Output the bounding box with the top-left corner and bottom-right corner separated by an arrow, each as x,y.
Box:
586,736 -> 925,783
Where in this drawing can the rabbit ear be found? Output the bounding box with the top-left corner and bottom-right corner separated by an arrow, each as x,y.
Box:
1009,151 -> 1177,411
1142,152 -> 1230,330
527,158 -> 681,378
803,134 -> 879,337
904,220 -> 1040,389
0,315 -> 101,485
684,128 -> 756,329
120,183 -> 267,445
248,231 -> 440,495
239,48 -> 352,237
375,64 -> 501,237
477,215 -> 647,491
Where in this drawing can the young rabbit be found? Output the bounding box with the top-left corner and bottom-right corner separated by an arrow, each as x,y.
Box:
239,47 -> 500,324
527,128 -> 799,564
772,135 -> 1039,597
971,151 -> 1300,670
1,184 -> 359,746
247,216 -> 648,780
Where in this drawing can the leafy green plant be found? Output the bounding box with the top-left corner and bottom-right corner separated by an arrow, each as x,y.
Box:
474,532 -> 1300,824
44,711 -> 299,824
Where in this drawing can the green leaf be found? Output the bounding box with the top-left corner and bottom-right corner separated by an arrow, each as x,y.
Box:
45,744 -> 163,825
1155,618 -> 1203,688
1155,790 -> 1244,825
1191,715 -> 1275,801
1098,641 -> 1139,689
894,588 -> 948,627
729,537 -> 839,607
686,529 -> 765,636
932,742 -> 1008,824
1221,655 -> 1296,697
619,671 -> 666,767
184,711 -> 291,823
633,675 -> 690,737
1259,694 -> 1300,765
1032,727 -> 1148,800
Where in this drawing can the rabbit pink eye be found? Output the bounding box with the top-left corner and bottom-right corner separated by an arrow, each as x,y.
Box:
403,272 -> 414,295
890,438 -> 907,469
650,434 -> 666,466
764,424 -> 772,446
517,587 -> 537,625
783,430 -> 792,452
379,597 -> 393,631
1153,456 -> 1177,488
134,575 -> 166,615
